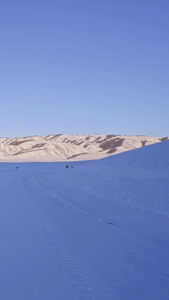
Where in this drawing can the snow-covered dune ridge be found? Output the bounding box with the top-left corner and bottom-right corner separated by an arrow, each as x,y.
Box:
0,134 -> 168,162
66,139 -> 169,217
98,139 -> 169,170
63,140 -> 169,219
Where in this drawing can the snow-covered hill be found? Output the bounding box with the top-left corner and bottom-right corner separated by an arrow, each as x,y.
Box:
0,140 -> 169,299
0,134 -> 168,161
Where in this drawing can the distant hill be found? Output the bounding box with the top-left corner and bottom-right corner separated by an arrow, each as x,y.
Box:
0,134 -> 168,162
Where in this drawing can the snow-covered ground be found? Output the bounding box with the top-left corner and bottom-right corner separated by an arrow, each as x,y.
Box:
0,141 -> 169,299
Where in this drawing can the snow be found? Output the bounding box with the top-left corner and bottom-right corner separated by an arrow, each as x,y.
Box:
0,134 -> 167,162
0,141 -> 169,299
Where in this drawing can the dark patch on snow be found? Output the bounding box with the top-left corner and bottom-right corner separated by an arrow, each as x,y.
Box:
13,148 -> 45,155
95,137 -> 104,143
45,134 -> 63,140
83,143 -> 90,148
72,141 -> 84,146
141,141 -> 146,147
69,139 -> 76,144
100,138 -> 125,154
106,134 -> 117,138
67,153 -> 88,159
13,150 -> 25,155
9,139 -> 33,146
161,137 -> 169,142
106,221 -> 115,226
31,143 -> 46,149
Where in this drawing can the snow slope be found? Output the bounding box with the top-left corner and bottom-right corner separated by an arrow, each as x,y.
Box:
0,134 -> 168,162
0,141 -> 169,299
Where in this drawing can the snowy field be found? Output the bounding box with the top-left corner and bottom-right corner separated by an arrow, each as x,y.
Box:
0,141 -> 169,300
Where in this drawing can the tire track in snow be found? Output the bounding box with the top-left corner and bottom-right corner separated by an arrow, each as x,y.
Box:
23,175 -> 118,300
31,173 -> 108,226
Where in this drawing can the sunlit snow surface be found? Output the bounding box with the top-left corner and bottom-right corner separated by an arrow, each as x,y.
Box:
0,141 -> 169,300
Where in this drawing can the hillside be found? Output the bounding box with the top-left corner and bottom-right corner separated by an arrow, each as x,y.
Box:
0,134 -> 168,161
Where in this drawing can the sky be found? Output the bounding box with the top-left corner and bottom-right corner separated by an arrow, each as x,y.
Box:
0,0 -> 169,138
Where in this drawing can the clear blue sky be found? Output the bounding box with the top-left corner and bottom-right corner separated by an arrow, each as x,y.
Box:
0,0 -> 169,138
